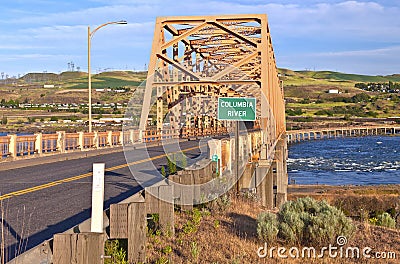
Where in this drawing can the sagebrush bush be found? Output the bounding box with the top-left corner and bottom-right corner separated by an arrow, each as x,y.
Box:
257,212 -> 279,243
376,212 -> 396,228
257,197 -> 355,246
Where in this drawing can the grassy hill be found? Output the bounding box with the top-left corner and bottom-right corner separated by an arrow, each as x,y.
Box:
2,69 -> 400,116
0,71 -> 148,104
295,70 -> 400,82
278,68 -> 400,86
274,69 -> 400,127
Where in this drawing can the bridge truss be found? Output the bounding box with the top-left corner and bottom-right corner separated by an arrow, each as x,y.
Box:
139,14 -> 285,146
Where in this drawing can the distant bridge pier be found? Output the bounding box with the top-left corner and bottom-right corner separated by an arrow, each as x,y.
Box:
287,125 -> 400,145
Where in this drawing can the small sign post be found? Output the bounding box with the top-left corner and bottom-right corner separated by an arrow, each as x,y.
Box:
91,163 -> 105,233
212,154 -> 219,174
217,97 -> 256,192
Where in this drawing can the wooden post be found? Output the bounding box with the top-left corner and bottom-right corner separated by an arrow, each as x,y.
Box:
180,173 -> 194,211
128,202 -> 146,263
145,185 -> 175,234
158,185 -> 174,234
109,204 -> 129,239
53,233 -> 105,264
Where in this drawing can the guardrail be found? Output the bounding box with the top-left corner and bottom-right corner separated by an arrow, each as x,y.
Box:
0,136 -> 10,158
0,129 -> 182,161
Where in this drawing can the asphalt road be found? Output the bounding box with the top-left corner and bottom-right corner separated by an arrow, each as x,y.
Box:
0,139 -> 207,261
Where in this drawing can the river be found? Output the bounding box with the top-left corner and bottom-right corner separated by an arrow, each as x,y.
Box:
287,136 -> 400,185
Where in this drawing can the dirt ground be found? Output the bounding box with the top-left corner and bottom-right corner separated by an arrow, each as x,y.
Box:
145,184 -> 400,264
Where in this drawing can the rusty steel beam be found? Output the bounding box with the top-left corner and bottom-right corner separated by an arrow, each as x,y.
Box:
139,14 -> 286,146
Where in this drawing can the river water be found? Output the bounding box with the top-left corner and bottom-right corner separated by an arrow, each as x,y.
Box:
287,136 -> 400,185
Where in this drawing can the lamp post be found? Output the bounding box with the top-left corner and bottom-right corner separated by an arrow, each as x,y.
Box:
88,20 -> 127,132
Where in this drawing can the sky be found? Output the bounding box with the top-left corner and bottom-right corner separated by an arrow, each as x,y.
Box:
0,0 -> 399,77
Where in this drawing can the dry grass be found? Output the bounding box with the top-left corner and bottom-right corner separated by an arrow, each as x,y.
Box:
145,187 -> 400,264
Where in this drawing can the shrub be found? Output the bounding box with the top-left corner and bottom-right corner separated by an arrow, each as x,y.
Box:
257,212 -> 279,243
286,108 -> 303,116
1,116 -> 7,125
167,154 -> 177,175
160,166 -> 166,177
375,212 -> 396,229
206,193 -> 231,212
257,197 -> 355,246
104,240 -> 128,264
315,109 -> 333,116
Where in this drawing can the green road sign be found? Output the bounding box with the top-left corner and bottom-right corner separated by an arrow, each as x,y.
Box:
217,97 -> 256,121
212,154 -> 218,162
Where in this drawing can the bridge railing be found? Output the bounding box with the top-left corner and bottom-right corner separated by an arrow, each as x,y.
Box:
65,133 -> 80,150
16,135 -> 36,156
0,136 -> 10,158
0,127 -> 231,161
82,132 -> 95,149
42,133 -> 58,153
287,125 -> 400,144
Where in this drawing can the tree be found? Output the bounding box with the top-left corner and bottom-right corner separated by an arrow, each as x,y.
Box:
1,116 -> 8,125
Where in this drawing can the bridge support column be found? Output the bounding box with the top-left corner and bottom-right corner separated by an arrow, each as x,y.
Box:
275,138 -> 287,208
256,163 -> 274,209
239,163 -> 255,191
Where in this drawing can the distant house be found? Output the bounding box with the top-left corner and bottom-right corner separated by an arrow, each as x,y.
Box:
328,89 -> 339,94
43,84 -> 54,88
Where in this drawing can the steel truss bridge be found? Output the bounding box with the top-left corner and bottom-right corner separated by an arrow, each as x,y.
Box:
138,14 -> 288,208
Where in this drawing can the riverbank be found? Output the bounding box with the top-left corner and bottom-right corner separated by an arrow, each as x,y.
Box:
289,184 -> 400,220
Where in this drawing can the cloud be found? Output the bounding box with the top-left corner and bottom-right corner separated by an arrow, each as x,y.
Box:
311,45 -> 400,57
279,45 -> 400,75
1,1 -> 400,75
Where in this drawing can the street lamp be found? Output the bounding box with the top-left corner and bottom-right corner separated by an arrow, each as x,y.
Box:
88,20 -> 127,132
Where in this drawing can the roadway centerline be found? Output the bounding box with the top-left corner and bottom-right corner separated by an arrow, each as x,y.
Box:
0,145 -> 202,201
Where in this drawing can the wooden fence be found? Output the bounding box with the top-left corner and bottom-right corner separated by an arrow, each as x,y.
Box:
51,168 -> 209,263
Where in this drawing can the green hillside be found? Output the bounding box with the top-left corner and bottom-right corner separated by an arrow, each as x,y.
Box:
278,69 -> 400,86
295,70 -> 400,82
